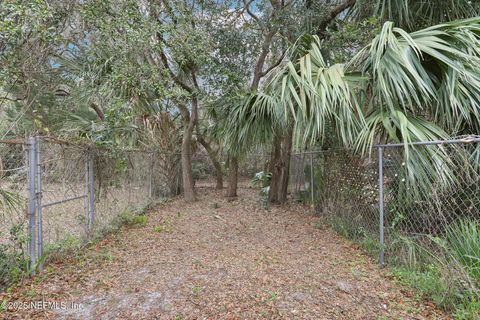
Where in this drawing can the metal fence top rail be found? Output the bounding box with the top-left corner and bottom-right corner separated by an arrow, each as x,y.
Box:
376,136 -> 480,148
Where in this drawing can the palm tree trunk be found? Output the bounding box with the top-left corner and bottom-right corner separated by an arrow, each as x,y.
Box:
268,134 -> 282,203
269,129 -> 293,204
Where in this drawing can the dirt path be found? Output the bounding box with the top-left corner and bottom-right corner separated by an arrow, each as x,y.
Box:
1,187 -> 449,319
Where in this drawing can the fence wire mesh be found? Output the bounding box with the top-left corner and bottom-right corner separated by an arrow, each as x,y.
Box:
39,140 -> 88,249
308,149 -> 380,256
0,140 -> 29,288
92,149 -> 154,235
289,152 -> 311,202
0,137 -> 184,289
380,141 -> 480,286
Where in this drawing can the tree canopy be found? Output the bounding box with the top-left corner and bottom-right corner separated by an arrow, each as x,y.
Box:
1,0 -> 480,202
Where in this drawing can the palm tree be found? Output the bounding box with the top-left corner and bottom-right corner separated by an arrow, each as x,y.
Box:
353,0 -> 480,31
219,17 -> 480,199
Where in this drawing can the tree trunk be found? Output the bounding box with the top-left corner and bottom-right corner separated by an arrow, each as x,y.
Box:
268,135 -> 282,203
277,128 -> 293,203
168,154 -> 182,196
226,156 -> 238,198
225,28 -> 277,198
181,97 -> 198,202
268,129 -> 293,204
197,134 -> 223,189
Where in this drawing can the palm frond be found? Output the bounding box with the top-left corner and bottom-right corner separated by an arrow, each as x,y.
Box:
211,92 -> 282,155
350,17 -> 480,148
268,35 -> 362,148
353,0 -> 480,31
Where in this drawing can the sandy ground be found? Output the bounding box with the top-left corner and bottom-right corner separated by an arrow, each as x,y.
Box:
1,186 -> 449,319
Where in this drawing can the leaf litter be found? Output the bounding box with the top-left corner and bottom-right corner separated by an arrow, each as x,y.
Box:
0,186 -> 450,319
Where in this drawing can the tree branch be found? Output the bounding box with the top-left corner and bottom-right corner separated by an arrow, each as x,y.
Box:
317,0 -> 356,36
159,49 -> 194,94
243,0 -> 264,29
261,51 -> 286,77
251,29 -> 277,90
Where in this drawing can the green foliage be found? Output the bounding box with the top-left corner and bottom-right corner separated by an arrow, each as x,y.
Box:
325,17 -> 381,63
0,190 -> 22,217
0,224 -> 29,290
43,234 -> 81,259
211,92 -> 282,156
352,18 -> 480,152
269,34 -> 360,148
192,161 -> 208,180
252,171 -> 272,208
388,220 -> 480,318
353,0 -> 480,31
192,285 -> 202,295
392,264 -> 479,318
118,210 -> 148,228
252,171 -> 272,189
264,18 -> 480,198
392,265 -> 454,307
454,298 -> 480,320
444,219 -> 480,280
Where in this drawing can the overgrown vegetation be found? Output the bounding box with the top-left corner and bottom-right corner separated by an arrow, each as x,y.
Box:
2,0 -> 480,317
0,203 -> 151,291
0,225 -> 29,291
391,230 -> 480,319
321,188 -> 480,318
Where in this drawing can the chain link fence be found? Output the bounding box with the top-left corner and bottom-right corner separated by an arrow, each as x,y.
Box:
302,138 -> 480,308
0,137 -> 183,290
0,139 -> 29,290
287,149 -> 382,257
378,140 -> 480,249
378,139 -> 480,296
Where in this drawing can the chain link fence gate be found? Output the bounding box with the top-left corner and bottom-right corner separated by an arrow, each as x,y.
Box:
0,138 -> 29,288
1,136 -> 180,289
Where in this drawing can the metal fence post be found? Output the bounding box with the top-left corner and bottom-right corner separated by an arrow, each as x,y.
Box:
378,146 -> 385,268
88,153 -> 95,230
85,151 -> 95,234
85,152 -> 90,234
27,137 -> 37,273
35,137 -> 43,270
149,151 -> 154,199
310,152 -> 314,204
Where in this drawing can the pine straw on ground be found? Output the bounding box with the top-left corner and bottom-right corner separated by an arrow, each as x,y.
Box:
1,186 -> 450,320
